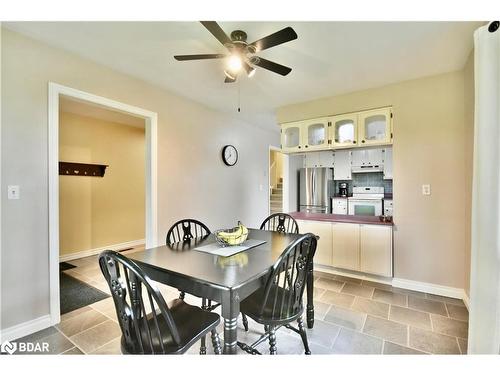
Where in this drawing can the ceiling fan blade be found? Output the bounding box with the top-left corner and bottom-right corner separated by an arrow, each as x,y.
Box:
250,27 -> 298,52
253,57 -> 292,76
224,74 -> 237,83
174,54 -> 226,61
200,21 -> 232,47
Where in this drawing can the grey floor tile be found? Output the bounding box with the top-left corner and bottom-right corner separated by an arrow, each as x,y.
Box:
311,301 -> 332,320
334,275 -> 363,285
431,315 -> 468,339
58,309 -> 109,337
392,287 -> 427,299
409,327 -> 461,354
372,289 -> 407,307
446,304 -> 469,322
457,338 -> 468,354
70,320 -> 121,354
332,328 -> 383,354
383,341 -> 425,355
389,305 -> 431,330
352,297 -> 389,319
16,330 -> 74,355
61,306 -> 93,322
61,347 -> 84,355
302,319 -> 341,348
320,290 -> 355,308
324,305 -> 366,331
309,342 -> 336,354
426,294 -> 466,307
90,337 -> 122,354
363,316 -> 408,346
362,280 -> 393,291
341,283 -> 375,298
315,277 -> 345,292
408,296 -> 448,316
17,327 -> 59,342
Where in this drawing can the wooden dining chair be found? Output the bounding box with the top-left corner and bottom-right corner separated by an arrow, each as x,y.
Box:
260,213 -> 299,234
236,233 -> 317,355
165,218 -> 220,353
99,250 -> 222,354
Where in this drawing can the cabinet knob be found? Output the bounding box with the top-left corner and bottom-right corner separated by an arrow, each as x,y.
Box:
353,140 -> 357,144
305,145 -> 308,148
335,139 -> 339,142
298,146 -> 301,149
362,140 -> 365,143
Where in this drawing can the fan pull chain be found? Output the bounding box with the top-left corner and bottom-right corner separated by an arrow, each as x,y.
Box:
238,80 -> 241,112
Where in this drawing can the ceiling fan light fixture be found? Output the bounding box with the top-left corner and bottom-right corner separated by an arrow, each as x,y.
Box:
224,70 -> 236,80
247,67 -> 256,78
227,54 -> 242,73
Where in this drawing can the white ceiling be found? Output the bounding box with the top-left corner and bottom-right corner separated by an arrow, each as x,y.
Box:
60,96 -> 145,128
5,21 -> 483,131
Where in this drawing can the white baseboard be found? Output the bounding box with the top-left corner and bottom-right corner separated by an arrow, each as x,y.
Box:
314,265 -> 467,303
392,277 -> 465,300
0,315 -> 52,342
462,290 -> 470,310
59,239 -> 145,262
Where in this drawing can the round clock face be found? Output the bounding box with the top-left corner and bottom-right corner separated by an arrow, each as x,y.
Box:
222,145 -> 238,166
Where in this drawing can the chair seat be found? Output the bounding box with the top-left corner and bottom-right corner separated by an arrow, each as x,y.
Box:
121,298 -> 220,354
240,285 -> 303,325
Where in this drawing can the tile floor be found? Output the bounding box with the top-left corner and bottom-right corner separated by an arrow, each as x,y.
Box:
15,253 -> 469,355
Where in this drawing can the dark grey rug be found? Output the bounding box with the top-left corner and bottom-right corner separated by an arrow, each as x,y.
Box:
59,262 -> 76,271
60,272 -> 110,314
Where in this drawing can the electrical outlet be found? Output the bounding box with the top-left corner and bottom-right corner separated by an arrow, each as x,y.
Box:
422,184 -> 431,196
8,185 -> 20,200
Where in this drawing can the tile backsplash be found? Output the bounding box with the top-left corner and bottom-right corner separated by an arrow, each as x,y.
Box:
334,172 -> 392,195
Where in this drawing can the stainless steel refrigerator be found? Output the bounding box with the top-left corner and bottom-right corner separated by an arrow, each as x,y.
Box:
299,168 -> 332,213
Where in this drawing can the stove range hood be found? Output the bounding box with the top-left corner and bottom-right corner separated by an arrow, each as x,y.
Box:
351,164 -> 384,173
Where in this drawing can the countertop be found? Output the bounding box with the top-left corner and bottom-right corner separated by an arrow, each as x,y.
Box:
290,211 -> 394,226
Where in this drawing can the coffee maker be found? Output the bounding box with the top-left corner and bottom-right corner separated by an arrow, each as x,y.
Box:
339,182 -> 349,197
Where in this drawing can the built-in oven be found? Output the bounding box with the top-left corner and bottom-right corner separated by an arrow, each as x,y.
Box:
347,187 -> 384,216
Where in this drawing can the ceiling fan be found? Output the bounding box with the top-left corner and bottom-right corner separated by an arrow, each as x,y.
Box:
174,21 -> 298,83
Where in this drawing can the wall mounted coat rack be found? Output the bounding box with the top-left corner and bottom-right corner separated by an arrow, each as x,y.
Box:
59,162 -> 108,177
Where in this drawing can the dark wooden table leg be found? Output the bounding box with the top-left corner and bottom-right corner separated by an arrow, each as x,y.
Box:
306,261 -> 314,329
222,290 -> 240,354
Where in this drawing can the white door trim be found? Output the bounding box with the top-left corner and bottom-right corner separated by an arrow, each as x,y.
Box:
268,146 -> 289,214
48,82 -> 158,326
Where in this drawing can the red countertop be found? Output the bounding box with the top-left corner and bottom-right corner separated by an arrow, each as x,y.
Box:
289,211 -> 393,226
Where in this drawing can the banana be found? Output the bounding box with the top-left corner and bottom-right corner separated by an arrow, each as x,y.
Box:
217,221 -> 249,245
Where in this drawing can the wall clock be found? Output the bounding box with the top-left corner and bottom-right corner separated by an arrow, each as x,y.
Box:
222,145 -> 238,166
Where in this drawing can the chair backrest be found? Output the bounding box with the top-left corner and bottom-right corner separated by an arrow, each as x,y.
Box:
165,219 -> 211,246
258,233 -> 317,322
260,213 -> 299,234
99,250 -> 180,354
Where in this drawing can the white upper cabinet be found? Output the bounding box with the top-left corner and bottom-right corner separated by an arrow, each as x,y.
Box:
304,151 -> 334,168
302,118 -> 330,151
333,150 -> 352,180
383,147 -> 393,179
330,114 -> 358,148
351,148 -> 384,166
358,108 -> 393,146
281,122 -> 303,153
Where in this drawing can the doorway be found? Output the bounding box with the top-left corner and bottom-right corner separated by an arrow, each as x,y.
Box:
268,146 -> 289,214
48,83 -> 158,325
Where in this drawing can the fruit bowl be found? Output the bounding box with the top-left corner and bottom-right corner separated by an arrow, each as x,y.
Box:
214,221 -> 249,247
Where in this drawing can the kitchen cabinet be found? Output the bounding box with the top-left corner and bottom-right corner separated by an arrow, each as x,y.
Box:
281,122 -> 303,153
294,219 -> 393,277
358,108 -> 392,146
383,147 -> 393,179
360,225 -> 392,277
333,150 -> 352,180
351,148 -> 384,167
332,223 -> 360,270
297,220 -> 333,266
302,118 -> 330,151
332,198 -> 348,214
304,151 -> 334,168
330,114 -> 358,148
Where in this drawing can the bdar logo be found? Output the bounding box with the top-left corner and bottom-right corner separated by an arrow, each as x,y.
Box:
1,341 -> 17,354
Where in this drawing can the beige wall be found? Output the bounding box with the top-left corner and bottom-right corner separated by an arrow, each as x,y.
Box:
59,112 -> 145,256
278,69 -> 472,289
463,51 -> 475,297
1,29 -> 279,330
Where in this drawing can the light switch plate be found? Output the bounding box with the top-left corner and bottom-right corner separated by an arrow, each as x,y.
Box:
422,184 -> 431,196
8,185 -> 20,200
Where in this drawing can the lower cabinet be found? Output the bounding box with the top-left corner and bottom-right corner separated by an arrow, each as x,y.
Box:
332,223 -> 359,270
298,220 -> 333,266
296,219 -> 393,277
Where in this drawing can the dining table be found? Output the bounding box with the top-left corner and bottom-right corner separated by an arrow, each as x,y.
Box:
127,228 -> 315,354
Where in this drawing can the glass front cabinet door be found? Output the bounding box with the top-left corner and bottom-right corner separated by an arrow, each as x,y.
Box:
281,122 -> 303,152
358,107 -> 393,146
330,114 -> 358,148
302,117 -> 329,151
